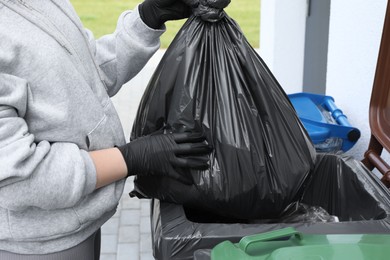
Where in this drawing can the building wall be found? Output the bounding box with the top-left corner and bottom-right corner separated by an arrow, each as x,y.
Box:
260,0 -> 389,162
326,0 -> 387,159
259,0 -> 307,93
302,0 -> 331,94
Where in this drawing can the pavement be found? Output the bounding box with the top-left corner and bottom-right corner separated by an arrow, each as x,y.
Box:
99,178 -> 154,260
100,50 -> 165,260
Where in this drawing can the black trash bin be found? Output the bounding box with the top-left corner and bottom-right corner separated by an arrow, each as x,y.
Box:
149,153 -> 390,260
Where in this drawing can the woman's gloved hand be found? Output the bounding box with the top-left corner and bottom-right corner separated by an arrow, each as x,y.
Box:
139,0 -> 192,29
117,132 -> 211,182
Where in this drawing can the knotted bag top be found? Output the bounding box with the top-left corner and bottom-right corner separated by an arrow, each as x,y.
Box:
182,0 -> 231,22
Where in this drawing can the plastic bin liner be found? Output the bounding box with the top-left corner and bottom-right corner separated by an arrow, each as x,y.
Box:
193,250 -> 211,260
150,154 -> 390,260
130,2 -> 316,220
258,202 -> 340,224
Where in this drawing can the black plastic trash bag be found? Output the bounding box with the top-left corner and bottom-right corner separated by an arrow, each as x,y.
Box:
130,2 -> 316,219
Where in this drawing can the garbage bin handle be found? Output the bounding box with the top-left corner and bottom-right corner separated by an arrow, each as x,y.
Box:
322,96 -> 361,143
239,227 -> 301,253
322,96 -> 351,127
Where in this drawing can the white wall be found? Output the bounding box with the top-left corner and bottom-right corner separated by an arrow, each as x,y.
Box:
326,0 -> 387,160
260,0 -> 308,93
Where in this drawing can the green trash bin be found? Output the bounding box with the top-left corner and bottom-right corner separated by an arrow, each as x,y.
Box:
211,227 -> 390,260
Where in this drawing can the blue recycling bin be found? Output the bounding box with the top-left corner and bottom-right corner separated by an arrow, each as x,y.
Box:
288,92 -> 360,152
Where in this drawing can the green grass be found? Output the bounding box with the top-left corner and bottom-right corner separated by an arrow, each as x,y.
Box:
70,0 -> 260,48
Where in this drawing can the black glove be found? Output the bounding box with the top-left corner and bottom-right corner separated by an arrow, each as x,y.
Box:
139,0 -> 192,29
117,132 -> 211,182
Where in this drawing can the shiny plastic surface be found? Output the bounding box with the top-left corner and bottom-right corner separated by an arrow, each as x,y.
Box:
150,154 -> 390,259
130,13 -> 316,219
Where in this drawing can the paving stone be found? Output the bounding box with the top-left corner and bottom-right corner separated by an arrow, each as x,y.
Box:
122,195 -> 141,210
140,233 -> 153,253
140,252 -> 155,260
140,216 -> 151,234
119,226 -> 140,243
140,200 -> 151,217
101,217 -> 119,235
117,243 -> 139,260
120,209 -> 141,226
113,209 -> 121,219
101,234 -> 118,254
100,254 -> 116,260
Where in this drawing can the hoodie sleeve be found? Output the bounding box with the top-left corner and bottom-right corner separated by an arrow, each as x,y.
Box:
0,73 -> 97,211
85,6 -> 165,97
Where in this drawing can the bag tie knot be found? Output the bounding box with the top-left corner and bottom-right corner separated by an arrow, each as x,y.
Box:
182,0 -> 231,22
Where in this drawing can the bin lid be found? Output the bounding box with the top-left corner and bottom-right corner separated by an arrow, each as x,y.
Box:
211,227 -> 390,260
368,6 -> 390,154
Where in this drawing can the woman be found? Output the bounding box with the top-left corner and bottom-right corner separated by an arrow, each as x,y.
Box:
0,0 -> 209,259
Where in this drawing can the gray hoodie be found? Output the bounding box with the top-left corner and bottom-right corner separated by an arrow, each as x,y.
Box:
0,0 -> 163,254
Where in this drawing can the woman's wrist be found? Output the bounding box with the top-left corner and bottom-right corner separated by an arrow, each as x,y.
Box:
89,148 -> 128,189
